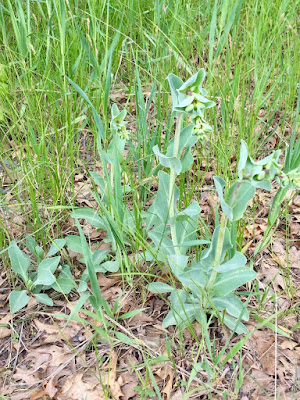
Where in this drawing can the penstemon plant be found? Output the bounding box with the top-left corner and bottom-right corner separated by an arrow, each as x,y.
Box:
146,69 -> 300,334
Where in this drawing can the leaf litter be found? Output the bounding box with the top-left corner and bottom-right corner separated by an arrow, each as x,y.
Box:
1,173 -> 300,399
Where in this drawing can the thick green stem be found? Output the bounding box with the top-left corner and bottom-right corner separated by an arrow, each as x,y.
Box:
206,213 -> 227,290
169,114 -> 182,254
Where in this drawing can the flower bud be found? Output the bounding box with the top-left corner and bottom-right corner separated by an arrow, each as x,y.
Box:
254,171 -> 265,181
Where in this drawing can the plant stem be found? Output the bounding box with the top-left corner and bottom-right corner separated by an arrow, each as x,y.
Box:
169,113 -> 182,254
206,213 -> 227,290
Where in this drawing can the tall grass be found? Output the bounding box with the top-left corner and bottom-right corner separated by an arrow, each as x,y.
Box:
0,0 -> 299,245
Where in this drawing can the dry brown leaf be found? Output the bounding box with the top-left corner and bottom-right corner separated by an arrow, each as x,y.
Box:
56,372 -> 105,400
56,352 -> 123,400
170,389 -> 184,400
45,375 -> 58,398
126,311 -> 153,327
98,274 -> 120,290
0,313 -> 12,339
34,319 -> 84,344
108,351 -> 124,399
13,344 -> 72,386
162,371 -> 174,399
289,246 -> 300,268
119,377 -> 139,400
259,263 -> 286,293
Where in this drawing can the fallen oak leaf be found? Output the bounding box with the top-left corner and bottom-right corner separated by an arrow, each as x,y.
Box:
0,313 -> 12,339
109,351 -> 124,399
56,371 -> 105,400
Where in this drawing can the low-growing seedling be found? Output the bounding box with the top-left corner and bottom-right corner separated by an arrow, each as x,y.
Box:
8,235 -> 75,312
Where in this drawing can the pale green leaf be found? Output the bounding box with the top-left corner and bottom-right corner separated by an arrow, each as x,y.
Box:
222,314 -> 249,334
35,256 -> 60,286
226,181 -> 255,221
8,242 -> 31,283
153,145 -> 182,174
147,282 -> 175,293
213,252 -> 246,272
211,293 -> 249,321
211,267 -> 256,297
66,235 -> 83,253
9,290 -> 30,313
214,176 -> 233,220
71,208 -> 105,229
52,265 -> 77,294
35,293 -> 53,306
47,239 -> 66,257
167,74 -> 183,111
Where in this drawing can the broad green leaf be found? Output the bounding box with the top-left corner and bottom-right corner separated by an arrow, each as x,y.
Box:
148,230 -> 174,257
47,239 -> 66,257
35,256 -> 60,286
146,171 -> 179,229
166,125 -> 197,173
66,235 -> 83,253
166,125 -> 195,157
170,289 -> 187,308
171,201 -> 201,224
201,226 -> 232,268
237,140 -> 249,178
174,213 -> 198,255
168,254 -> 189,277
180,239 -> 210,247
178,69 -> 205,92
213,252 -> 246,272
177,269 -> 208,298
25,235 -> 43,257
89,172 -> 108,204
77,280 -> 88,293
222,314 -> 249,334
35,246 -> 45,260
214,176 -> 233,220
71,208 -> 105,229
162,303 -> 198,328
147,282 -> 175,293
226,181 -> 255,221
211,293 -> 249,321
35,293 -> 53,306
211,267 -> 256,297
167,74 -> 183,111
92,250 -> 110,265
101,260 -> 120,272
153,145 -> 182,174
180,146 -> 196,173
9,290 -> 30,313
8,242 -> 31,283
52,265 -> 76,294
252,180 -> 272,191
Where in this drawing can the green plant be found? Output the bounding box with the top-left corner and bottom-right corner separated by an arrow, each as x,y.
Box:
0,63 -> 9,122
7,235 -> 76,313
146,69 -> 300,334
